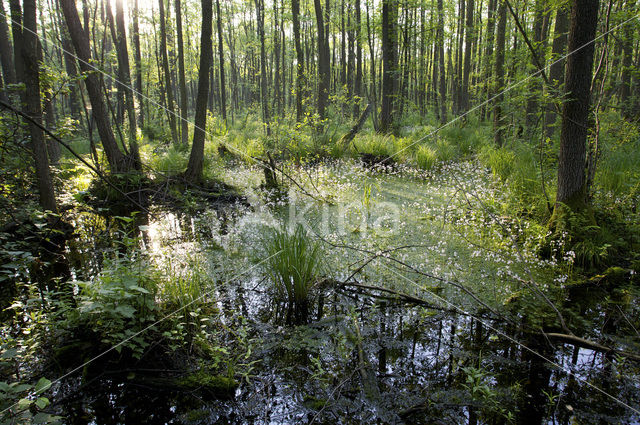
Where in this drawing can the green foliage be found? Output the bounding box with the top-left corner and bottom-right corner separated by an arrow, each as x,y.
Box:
479,145 -> 516,181
0,342 -> 60,424
265,225 -> 323,325
148,144 -> 189,175
594,112 -> 640,196
65,257 -> 158,359
415,145 -> 437,170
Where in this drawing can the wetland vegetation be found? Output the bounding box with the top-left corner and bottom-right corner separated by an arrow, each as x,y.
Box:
1,0 -> 640,423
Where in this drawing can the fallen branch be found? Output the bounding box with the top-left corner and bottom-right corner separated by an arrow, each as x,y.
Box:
544,332 -> 640,362
339,103 -> 372,148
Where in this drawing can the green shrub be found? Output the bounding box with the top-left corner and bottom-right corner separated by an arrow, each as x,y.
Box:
68,259 -> 158,359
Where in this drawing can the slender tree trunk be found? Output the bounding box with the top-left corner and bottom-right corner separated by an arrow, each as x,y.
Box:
254,0 -> 271,135
175,0 -> 189,144
23,0 -> 57,211
544,3 -> 569,138
0,0 -> 16,89
493,0 -> 507,146
379,0 -> 398,133
437,0 -> 447,124
354,0 -> 362,118
365,0 -> 378,129
215,0 -> 227,123
313,0 -> 330,129
114,0 -> 140,168
9,0 -> 24,86
60,0 -> 131,173
553,0 -> 599,217
185,0 -> 212,182
461,0 -> 474,113
481,0 -> 496,120
132,0 -> 144,127
525,0 -> 547,129
620,0 -> 634,119
159,0 -> 179,144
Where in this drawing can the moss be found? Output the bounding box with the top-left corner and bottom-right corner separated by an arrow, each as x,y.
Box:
177,372 -> 238,400
303,395 -> 327,410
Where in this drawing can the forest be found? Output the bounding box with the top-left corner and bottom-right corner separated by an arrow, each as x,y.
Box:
0,0 -> 639,421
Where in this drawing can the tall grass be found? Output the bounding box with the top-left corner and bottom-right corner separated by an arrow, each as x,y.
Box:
265,225 -> 323,325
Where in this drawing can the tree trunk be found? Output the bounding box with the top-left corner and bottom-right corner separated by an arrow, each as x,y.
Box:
9,0 -> 24,86
175,0 -> 189,144
159,0 -> 179,144
215,0 -> 227,122
620,0 -> 634,119
60,0 -> 131,173
525,0 -> 547,129
543,4 -> 569,138
354,0 -> 362,118
254,0 -> 271,135
0,0 -> 16,89
22,0 -> 57,212
114,0 -> 140,168
184,0 -> 213,182
481,0 -> 496,121
461,0 -> 474,113
553,0 -> 599,217
379,0 -> 398,133
313,0 -> 330,129
132,0 -> 144,127
291,0 -> 305,122
493,0 -> 507,147
437,0 -> 447,124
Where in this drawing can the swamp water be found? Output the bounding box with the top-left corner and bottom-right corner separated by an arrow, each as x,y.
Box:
52,161 -> 639,424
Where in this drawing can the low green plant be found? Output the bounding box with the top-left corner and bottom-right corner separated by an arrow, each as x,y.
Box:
415,145 -> 437,170
65,258 -> 158,359
265,225 -> 323,325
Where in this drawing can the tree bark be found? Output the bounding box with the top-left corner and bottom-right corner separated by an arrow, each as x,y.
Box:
460,0 -> 474,113
9,0 -> 24,86
437,0 -> 447,124
0,0 -> 16,89
132,0 -> 144,127
620,0 -> 634,119
60,0 -> 131,173
354,0 -> 362,118
480,0 -> 496,121
184,0 -> 213,182
175,0 -> 189,144
292,0 -> 305,122
158,0 -> 179,144
493,0 -> 507,147
254,0 -> 271,135
379,0 -> 398,133
553,0 -> 599,215
313,0 -> 330,129
114,0 -> 140,168
215,0 -> 227,122
543,3 -> 569,138
525,0 -> 548,129
22,0 -> 57,212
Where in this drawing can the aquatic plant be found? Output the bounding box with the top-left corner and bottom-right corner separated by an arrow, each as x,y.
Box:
265,225 -> 323,325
